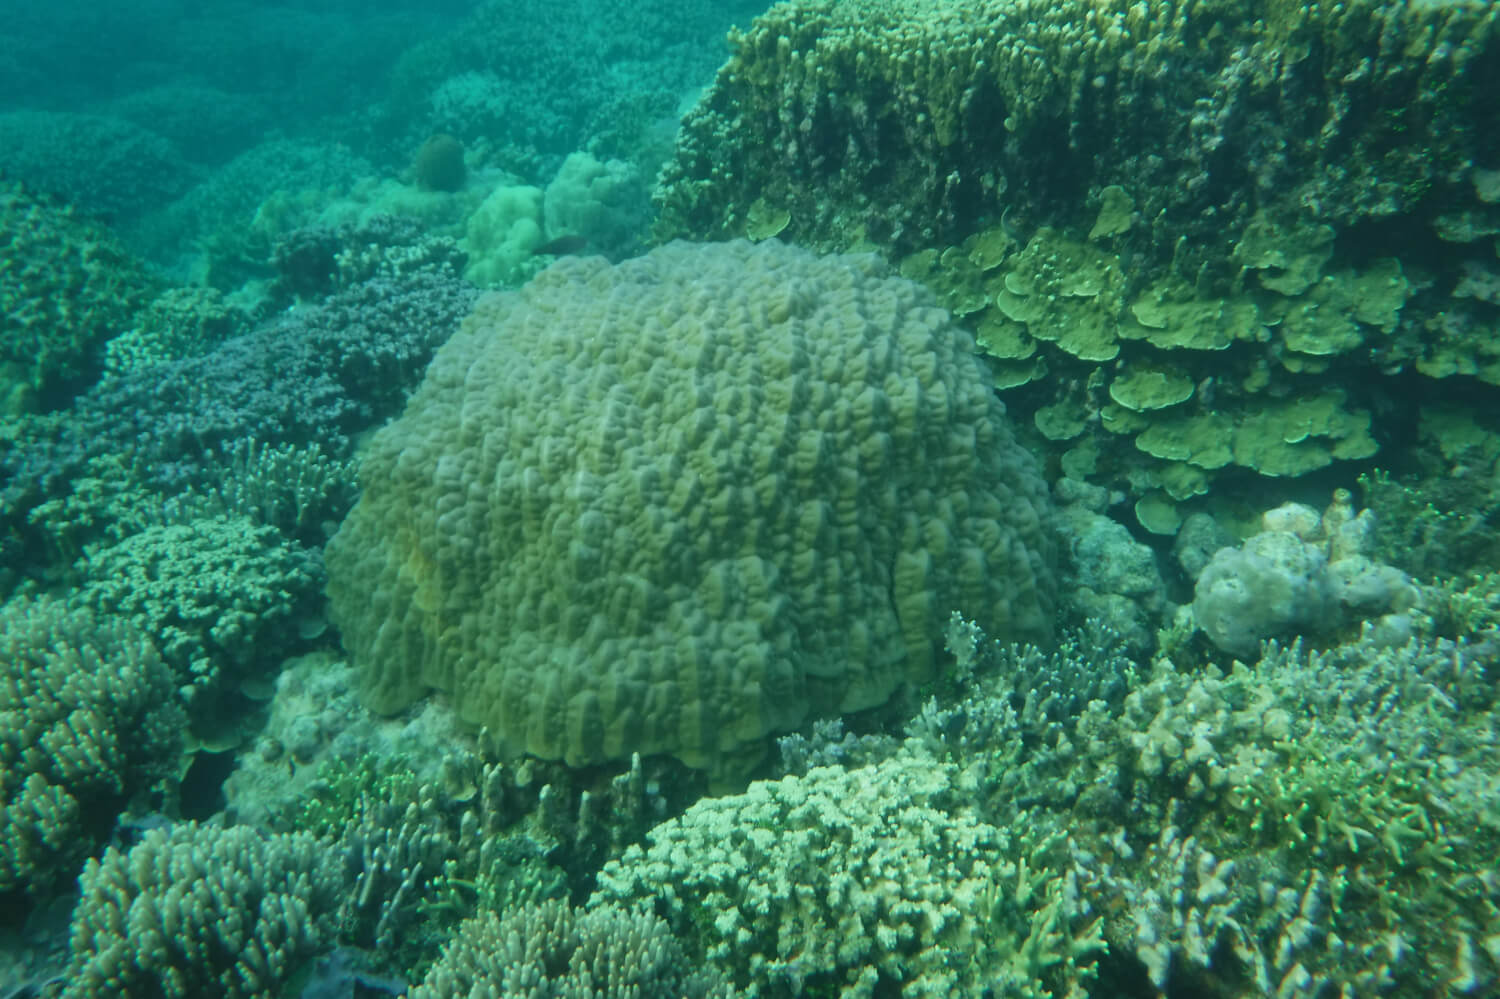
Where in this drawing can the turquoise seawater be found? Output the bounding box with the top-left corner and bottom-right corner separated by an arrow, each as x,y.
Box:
2,1 -> 1499,996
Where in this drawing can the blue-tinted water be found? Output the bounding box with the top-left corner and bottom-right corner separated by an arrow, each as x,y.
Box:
2,1 -> 1498,996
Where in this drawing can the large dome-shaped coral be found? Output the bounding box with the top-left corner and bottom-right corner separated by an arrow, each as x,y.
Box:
326,239 -> 1055,776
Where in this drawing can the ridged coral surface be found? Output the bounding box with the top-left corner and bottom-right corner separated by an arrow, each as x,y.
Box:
327,239 -> 1055,776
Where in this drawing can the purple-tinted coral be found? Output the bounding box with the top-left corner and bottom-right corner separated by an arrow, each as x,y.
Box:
2,253 -> 476,513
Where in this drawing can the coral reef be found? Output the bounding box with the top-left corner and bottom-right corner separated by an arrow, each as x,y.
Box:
246,739 -> 682,979
162,439 -> 359,548
385,0 -> 765,173
540,151 -> 650,262
0,598 -> 183,900
69,515 -> 324,736
102,85 -> 272,167
894,614 -> 1500,995
461,181 -> 547,286
223,655 -> 688,882
654,0 -> 1500,526
327,238 -> 1057,778
658,0 -> 1498,271
60,822 -> 343,999
0,111 -> 192,223
285,753 -> 567,977
128,138 -> 373,286
896,222 -> 1400,525
0,183 -> 158,411
1191,496 -> 1419,657
1,230 -> 474,571
593,754 -> 1102,998
102,287 -> 248,377
1054,477 -> 1167,651
409,899 -> 739,999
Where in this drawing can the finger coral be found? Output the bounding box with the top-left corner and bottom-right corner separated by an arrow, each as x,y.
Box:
591,756 -> 1101,998
0,598 -> 183,899
61,822 -> 343,999
410,898 -> 739,999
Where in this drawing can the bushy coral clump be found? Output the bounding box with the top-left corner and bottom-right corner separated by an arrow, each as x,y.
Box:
1,230 -> 473,569
0,598 -> 183,899
0,183 -> 158,411
593,754 -> 1101,998
411,899 -> 741,999
103,286 -> 248,376
69,515 -> 324,730
0,111 -> 192,223
895,614 -> 1500,996
60,822 -> 343,999
280,752 -> 569,978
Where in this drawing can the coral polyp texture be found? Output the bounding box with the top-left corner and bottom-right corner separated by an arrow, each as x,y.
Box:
410,899 -> 740,999
0,598 -> 183,898
651,0 -> 1500,529
326,239 -> 1056,777
592,755 -> 1103,998
61,822 -> 343,999
0,183 -> 157,411
657,0 -> 1499,269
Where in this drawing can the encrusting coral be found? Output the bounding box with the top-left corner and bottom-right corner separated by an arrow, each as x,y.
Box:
327,238 -> 1057,778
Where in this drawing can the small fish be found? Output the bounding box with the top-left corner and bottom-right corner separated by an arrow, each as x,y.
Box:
533,233 -> 590,257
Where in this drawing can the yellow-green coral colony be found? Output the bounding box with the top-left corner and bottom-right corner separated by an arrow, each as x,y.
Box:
657,0 -> 1500,529
887,219 -> 1411,515
659,0 -> 1499,265
326,240 -> 1058,779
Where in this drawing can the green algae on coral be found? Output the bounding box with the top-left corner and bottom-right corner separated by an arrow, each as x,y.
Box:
1108,365 -> 1195,412
1128,279 -> 1261,351
744,198 -> 791,241
1089,184 -> 1134,241
1135,412 -> 1235,469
